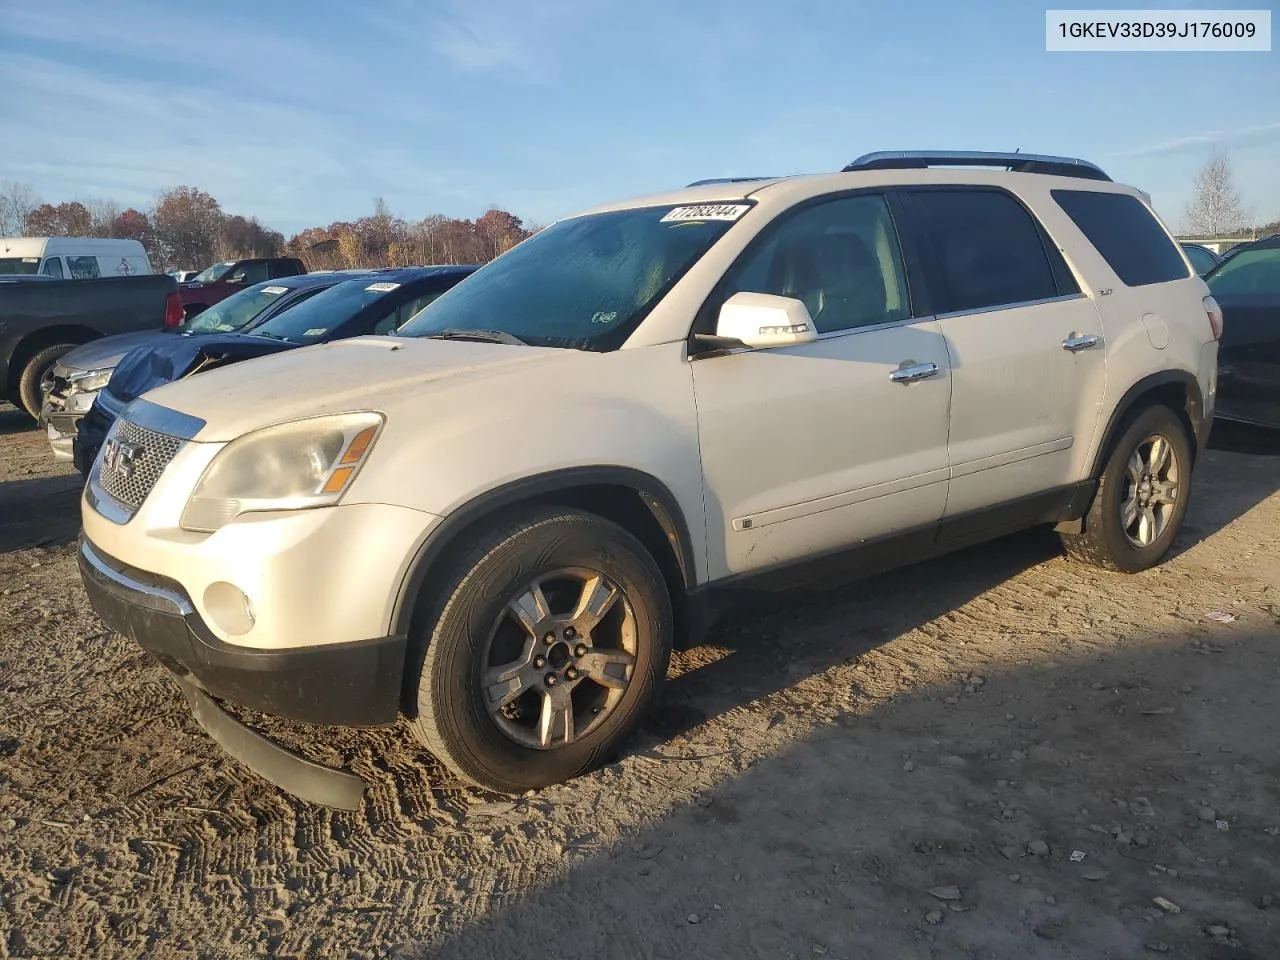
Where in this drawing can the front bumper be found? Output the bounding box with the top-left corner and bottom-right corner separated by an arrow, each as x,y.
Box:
39,386 -> 100,463
78,537 -> 409,808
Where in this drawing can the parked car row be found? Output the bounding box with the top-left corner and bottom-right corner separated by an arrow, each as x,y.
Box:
67,149 -> 1266,811
71,265 -> 476,472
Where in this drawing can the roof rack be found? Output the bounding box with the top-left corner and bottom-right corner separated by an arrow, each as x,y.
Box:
842,151 -> 1112,182
685,176 -> 777,187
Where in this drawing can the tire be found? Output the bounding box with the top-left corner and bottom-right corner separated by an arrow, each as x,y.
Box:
18,344 -> 76,419
408,508 -> 673,793
1061,404 -> 1193,573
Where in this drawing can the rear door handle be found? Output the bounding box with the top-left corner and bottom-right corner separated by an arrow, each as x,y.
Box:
1062,333 -> 1100,352
889,361 -> 940,383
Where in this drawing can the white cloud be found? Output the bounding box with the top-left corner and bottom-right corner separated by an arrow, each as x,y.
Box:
1116,121 -> 1280,158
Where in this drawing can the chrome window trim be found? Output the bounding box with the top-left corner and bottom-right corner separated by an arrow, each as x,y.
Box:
935,292 -> 1086,322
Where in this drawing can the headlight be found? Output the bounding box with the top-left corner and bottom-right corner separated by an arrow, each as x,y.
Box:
180,412 -> 384,533
69,368 -> 113,393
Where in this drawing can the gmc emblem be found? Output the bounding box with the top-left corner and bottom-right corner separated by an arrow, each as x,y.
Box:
102,437 -> 144,478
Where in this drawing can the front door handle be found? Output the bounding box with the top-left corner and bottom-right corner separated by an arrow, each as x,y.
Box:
889,361 -> 940,383
1062,333 -> 1100,352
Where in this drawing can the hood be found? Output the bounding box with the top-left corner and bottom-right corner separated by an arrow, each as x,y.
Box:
58,330 -> 174,374
139,336 -> 565,442
108,333 -> 296,403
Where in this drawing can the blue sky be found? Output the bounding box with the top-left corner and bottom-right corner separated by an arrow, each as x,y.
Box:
0,0 -> 1277,236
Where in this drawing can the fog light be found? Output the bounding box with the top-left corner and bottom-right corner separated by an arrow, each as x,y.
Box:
204,581 -> 255,636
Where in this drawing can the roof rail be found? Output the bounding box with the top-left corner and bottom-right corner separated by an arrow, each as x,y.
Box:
685,176 -> 777,187
842,151 -> 1112,182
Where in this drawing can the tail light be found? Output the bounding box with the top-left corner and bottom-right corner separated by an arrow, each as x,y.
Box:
1203,295 -> 1223,341
164,291 -> 184,328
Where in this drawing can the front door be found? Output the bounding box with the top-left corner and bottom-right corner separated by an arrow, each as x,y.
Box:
691,192 -> 953,579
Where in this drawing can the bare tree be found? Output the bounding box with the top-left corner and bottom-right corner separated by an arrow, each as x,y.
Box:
1184,154 -> 1249,236
84,198 -> 123,238
0,181 -> 40,236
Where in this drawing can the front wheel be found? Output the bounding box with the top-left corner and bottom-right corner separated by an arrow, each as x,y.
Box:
19,343 -> 77,419
408,508 -> 673,793
1061,404 -> 1193,572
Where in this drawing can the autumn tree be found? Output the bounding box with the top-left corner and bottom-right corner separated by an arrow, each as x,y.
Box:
24,201 -> 93,236
111,209 -> 152,246
1184,155 -> 1249,236
474,208 -> 527,260
217,214 -> 284,259
153,186 -> 223,269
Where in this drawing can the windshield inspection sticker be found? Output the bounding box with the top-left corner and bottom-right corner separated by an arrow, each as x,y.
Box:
262,285 -> 289,295
660,204 -> 751,223
365,282 -> 401,292
591,311 -> 618,324
303,328 -> 328,337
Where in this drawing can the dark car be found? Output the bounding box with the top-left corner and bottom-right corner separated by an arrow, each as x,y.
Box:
41,271 -> 378,461
74,265 -> 478,474
1180,242 -> 1222,276
1205,235 -> 1280,430
179,257 -> 308,319
1,273 -> 181,418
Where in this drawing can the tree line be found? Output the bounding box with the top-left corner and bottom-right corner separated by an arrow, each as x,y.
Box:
0,181 -> 535,272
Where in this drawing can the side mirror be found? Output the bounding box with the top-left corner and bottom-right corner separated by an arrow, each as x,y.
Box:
698,292 -> 818,350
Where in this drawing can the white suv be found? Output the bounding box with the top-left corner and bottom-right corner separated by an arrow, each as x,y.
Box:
79,151 -> 1221,807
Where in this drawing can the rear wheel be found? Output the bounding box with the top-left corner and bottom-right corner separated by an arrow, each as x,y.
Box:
18,344 -> 76,419
408,508 -> 673,793
1061,404 -> 1192,572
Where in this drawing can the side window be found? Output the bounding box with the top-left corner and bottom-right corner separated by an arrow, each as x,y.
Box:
67,256 -> 101,279
900,189 -> 1060,314
720,194 -> 911,334
40,257 -> 64,279
1053,189 -> 1190,287
230,262 -> 270,285
270,259 -> 303,278
395,291 -> 445,328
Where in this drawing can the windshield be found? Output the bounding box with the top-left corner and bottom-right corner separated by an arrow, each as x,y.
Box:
398,204 -> 749,350
0,257 -> 42,276
248,277 -> 396,344
1207,246 -> 1280,296
191,261 -> 235,283
181,282 -> 298,334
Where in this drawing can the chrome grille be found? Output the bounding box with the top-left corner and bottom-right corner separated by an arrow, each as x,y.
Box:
94,418 -> 185,512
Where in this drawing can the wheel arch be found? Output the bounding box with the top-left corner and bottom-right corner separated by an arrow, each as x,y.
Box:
5,324 -> 102,398
1089,370 -> 1205,480
390,467 -> 702,661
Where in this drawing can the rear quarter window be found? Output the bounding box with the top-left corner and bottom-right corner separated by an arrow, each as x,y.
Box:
1052,190 -> 1189,287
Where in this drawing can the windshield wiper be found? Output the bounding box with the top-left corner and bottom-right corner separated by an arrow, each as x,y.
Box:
252,331 -> 292,342
422,328 -> 528,346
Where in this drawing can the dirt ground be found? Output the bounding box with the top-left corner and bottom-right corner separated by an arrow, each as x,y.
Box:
1,403 -> 1278,960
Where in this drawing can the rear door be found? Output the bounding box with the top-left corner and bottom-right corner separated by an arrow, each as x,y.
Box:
895,187 -> 1106,527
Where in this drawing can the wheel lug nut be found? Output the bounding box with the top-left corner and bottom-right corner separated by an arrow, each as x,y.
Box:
534,655 -> 546,668
575,644 -> 587,657
565,626 -> 576,639
543,632 -> 555,645
544,673 -> 558,687
565,667 -> 579,681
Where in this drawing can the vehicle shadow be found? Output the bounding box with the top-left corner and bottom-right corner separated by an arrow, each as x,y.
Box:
644,447 -> 1280,746
0,475 -> 83,553
418,620 -> 1280,960
0,403 -> 35,436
